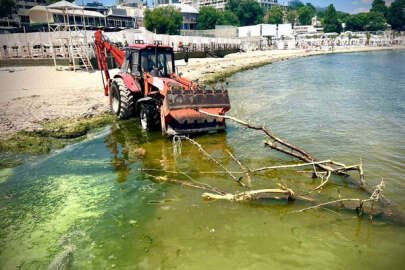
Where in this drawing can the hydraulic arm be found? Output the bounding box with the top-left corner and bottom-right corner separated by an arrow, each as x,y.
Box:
94,30 -> 126,96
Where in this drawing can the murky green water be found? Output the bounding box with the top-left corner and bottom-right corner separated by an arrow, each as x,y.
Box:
1,50 -> 405,269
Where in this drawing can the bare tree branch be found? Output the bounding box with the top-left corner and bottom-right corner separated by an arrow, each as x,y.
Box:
173,135 -> 246,187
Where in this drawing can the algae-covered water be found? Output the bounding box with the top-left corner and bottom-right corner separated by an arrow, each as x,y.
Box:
1,50 -> 405,269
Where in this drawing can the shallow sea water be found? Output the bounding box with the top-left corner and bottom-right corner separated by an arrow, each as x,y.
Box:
1,50 -> 405,269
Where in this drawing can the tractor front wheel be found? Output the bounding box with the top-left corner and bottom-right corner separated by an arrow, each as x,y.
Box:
139,103 -> 160,131
110,78 -> 134,120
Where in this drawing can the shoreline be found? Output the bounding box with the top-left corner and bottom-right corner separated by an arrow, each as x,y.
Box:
178,46 -> 405,84
0,46 -> 404,157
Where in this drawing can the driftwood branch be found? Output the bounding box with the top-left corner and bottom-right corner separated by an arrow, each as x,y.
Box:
197,110 -> 314,160
197,109 -> 405,225
173,135 -> 246,187
295,179 -> 393,221
139,168 -> 227,195
225,150 -> 252,187
198,109 -> 366,192
143,172 -> 226,195
202,186 -> 296,202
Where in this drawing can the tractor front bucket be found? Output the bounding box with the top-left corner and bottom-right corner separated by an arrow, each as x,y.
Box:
161,88 -> 231,135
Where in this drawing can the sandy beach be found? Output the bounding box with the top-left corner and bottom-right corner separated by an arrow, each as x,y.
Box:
0,46 -> 403,136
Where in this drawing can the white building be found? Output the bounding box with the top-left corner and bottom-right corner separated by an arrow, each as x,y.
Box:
238,23 -> 293,38
293,25 -> 323,35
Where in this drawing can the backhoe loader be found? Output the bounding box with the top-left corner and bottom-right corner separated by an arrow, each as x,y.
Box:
94,30 -> 231,135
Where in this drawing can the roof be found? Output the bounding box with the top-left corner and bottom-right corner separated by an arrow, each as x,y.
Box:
158,4 -> 198,14
29,5 -> 105,18
47,0 -> 82,10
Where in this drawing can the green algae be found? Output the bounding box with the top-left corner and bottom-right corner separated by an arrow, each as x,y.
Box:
0,113 -> 115,155
0,159 -> 23,169
204,60 -> 279,84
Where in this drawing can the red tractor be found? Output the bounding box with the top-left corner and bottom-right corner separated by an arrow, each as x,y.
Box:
94,30 -> 231,135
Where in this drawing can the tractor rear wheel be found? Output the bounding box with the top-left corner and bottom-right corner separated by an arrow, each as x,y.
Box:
110,78 -> 135,120
139,103 -> 160,131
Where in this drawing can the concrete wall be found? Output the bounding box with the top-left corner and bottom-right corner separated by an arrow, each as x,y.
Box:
238,24 -> 293,38
261,24 -> 277,36
181,26 -> 238,38
238,25 -> 261,38
278,24 -> 293,37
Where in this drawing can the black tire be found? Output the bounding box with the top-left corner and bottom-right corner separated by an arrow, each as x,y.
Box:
110,78 -> 135,120
139,103 -> 160,131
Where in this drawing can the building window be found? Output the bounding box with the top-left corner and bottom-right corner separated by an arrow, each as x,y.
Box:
20,15 -> 30,23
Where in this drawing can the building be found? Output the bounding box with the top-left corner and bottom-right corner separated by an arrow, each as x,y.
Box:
293,25 -> 323,35
256,0 -> 281,10
181,0 -> 282,10
83,1 -> 109,15
28,5 -> 107,28
106,8 -> 137,28
114,1 -> 145,26
26,0 -> 139,30
0,0 -> 47,29
156,0 -> 180,5
158,3 -> 198,30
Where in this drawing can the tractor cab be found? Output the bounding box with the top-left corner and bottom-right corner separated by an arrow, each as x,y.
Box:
124,45 -> 175,78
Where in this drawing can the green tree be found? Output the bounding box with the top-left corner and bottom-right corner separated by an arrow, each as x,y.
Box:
387,0 -> 405,30
197,7 -> 239,29
288,0 -> 304,11
197,6 -> 221,29
298,6 -> 313,25
267,5 -> 283,24
220,10 -> 239,26
144,6 -> 183,35
365,11 -> 387,31
336,11 -> 350,23
236,0 -> 264,26
287,10 -> 298,26
323,4 -> 342,33
0,0 -> 16,18
345,13 -> 367,31
370,0 -> 388,18
305,3 -> 316,15
225,0 -> 242,12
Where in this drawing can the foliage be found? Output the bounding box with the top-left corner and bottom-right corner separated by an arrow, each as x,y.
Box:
317,10 -> 325,20
387,0 -> 405,30
298,6 -> 314,25
336,11 -> 351,23
345,13 -> 368,31
288,0 -> 304,11
225,0 -> 265,26
221,10 -> 239,26
197,6 -> 221,29
287,10 -> 298,26
345,11 -> 387,32
225,0 -> 242,13
0,0 -> 16,18
144,6 -> 183,35
197,7 -> 239,29
370,0 -> 388,18
305,3 -> 316,15
323,4 -> 342,33
267,5 -> 284,24
364,11 -> 387,31
235,0 -> 264,26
